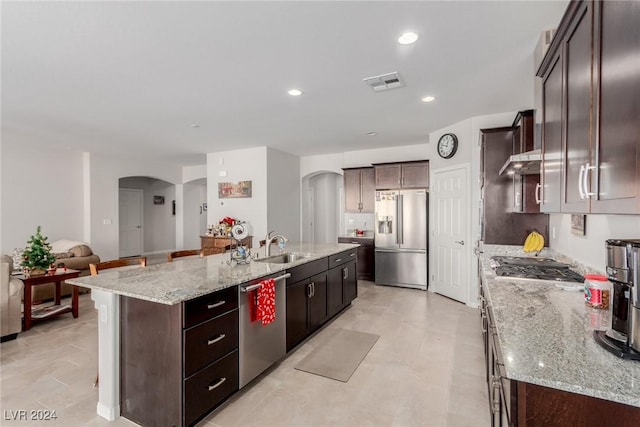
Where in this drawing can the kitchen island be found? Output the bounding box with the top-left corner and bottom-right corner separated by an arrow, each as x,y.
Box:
67,242 -> 358,425
479,245 -> 640,426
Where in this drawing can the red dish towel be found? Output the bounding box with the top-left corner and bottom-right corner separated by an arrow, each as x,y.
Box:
257,278 -> 276,326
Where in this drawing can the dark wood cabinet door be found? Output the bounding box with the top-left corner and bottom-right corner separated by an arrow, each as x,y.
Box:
541,52 -> 563,213
357,245 -> 374,281
401,162 -> 429,188
342,261 -> 357,306
591,0 -> 640,213
327,266 -> 343,318
286,279 -> 309,352
360,167 -> 376,212
343,169 -> 362,213
561,1 -> 592,213
375,164 -> 402,189
308,272 -> 328,330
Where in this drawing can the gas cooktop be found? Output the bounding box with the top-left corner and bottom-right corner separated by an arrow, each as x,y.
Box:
491,256 -> 585,283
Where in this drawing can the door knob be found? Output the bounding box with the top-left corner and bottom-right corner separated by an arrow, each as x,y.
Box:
455,240 -> 465,245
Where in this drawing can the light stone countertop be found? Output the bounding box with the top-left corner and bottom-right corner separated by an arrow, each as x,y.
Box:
480,244 -> 640,408
67,243 -> 358,305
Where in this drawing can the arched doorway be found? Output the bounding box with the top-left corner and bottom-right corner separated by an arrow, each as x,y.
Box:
301,172 -> 342,243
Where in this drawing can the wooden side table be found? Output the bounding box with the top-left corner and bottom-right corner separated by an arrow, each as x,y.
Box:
17,269 -> 81,331
200,235 -> 253,251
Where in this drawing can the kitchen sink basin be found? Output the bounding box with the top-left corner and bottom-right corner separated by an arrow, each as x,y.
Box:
255,252 -> 312,264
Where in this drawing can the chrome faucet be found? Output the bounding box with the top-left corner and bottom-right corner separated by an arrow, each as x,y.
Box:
265,232 -> 288,257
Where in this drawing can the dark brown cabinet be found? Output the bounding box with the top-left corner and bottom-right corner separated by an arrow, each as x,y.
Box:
538,0 -> 640,214
337,237 -> 374,281
327,249 -> 358,318
373,161 -> 429,189
343,167 -> 375,213
120,285 -> 239,427
285,271 -> 328,350
511,111 -> 541,214
541,50 -> 563,213
285,258 -> 332,352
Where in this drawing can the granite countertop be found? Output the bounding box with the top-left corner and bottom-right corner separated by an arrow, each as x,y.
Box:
480,244 -> 640,408
67,243 -> 358,306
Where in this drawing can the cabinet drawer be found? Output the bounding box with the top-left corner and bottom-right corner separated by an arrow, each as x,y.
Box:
287,258 -> 328,285
183,286 -> 238,329
328,249 -> 357,268
184,349 -> 238,427
184,309 -> 239,377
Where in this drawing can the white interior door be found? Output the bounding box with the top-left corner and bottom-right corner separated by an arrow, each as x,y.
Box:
431,165 -> 469,303
119,188 -> 143,257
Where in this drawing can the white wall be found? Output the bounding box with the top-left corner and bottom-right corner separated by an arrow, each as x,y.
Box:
550,214 -> 640,271
267,149 -> 300,242
1,141 -> 85,252
207,147 -> 268,246
88,153 -> 182,260
183,164 -> 206,183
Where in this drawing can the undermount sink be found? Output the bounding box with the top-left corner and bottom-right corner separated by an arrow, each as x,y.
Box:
255,252 -> 312,264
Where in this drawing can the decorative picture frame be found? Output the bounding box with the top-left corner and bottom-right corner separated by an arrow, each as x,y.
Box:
153,195 -> 165,205
570,214 -> 586,236
218,181 -> 252,199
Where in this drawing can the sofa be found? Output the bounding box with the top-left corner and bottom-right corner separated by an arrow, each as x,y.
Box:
1,254 -> 24,341
31,240 -> 100,303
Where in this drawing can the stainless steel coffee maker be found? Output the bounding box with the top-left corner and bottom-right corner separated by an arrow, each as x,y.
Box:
594,239 -> 640,359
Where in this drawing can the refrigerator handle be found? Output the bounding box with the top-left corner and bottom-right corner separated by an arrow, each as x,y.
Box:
397,194 -> 403,245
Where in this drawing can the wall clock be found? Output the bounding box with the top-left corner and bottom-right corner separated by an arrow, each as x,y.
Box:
437,133 -> 458,159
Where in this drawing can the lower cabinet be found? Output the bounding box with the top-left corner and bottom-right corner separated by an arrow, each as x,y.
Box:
120,286 -> 239,427
286,272 -> 329,352
286,249 -> 358,352
338,237 -> 374,281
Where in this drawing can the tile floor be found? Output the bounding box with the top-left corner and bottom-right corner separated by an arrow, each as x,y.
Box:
0,281 -> 488,427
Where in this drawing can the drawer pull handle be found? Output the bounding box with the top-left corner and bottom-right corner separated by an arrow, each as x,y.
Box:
335,258 -> 342,262
349,253 -> 356,257
207,377 -> 227,391
207,334 -> 226,346
207,301 -> 225,309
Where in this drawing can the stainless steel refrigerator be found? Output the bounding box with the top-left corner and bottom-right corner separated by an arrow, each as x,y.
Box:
374,189 -> 428,290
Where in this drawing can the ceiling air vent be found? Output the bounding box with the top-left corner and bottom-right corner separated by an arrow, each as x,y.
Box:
363,72 -> 405,92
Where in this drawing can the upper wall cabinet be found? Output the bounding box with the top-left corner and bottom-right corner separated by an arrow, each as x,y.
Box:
538,0 -> 640,214
373,161 -> 429,189
343,167 -> 375,213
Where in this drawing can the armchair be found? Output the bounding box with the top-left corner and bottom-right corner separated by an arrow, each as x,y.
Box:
1,254 -> 24,341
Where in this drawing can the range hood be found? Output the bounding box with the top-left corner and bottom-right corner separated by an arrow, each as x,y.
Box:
498,149 -> 541,176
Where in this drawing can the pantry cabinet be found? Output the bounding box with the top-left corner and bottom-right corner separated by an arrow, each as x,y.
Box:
538,0 -> 640,214
343,167 -> 375,213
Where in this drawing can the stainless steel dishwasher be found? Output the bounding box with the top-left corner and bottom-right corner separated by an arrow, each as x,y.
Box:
238,272 -> 290,388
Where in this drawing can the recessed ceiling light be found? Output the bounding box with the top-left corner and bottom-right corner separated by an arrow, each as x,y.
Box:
421,96 -> 435,103
288,89 -> 303,96
398,32 -> 419,45
367,132 -> 377,136
191,124 -> 200,128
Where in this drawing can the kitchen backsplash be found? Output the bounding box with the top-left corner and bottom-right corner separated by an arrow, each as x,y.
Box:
344,212 -> 374,235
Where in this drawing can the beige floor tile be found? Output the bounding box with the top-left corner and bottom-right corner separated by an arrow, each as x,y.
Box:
1,281 -> 489,427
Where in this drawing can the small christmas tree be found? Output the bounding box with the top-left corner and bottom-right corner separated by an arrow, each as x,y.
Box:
21,226 -> 56,272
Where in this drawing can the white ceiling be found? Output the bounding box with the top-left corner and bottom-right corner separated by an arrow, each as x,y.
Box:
2,1 -> 568,166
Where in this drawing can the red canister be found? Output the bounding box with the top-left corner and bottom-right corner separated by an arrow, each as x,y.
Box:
584,274 -> 610,310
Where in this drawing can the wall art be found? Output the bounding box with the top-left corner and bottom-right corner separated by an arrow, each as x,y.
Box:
153,195 -> 165,205
218,181 -> 252,199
